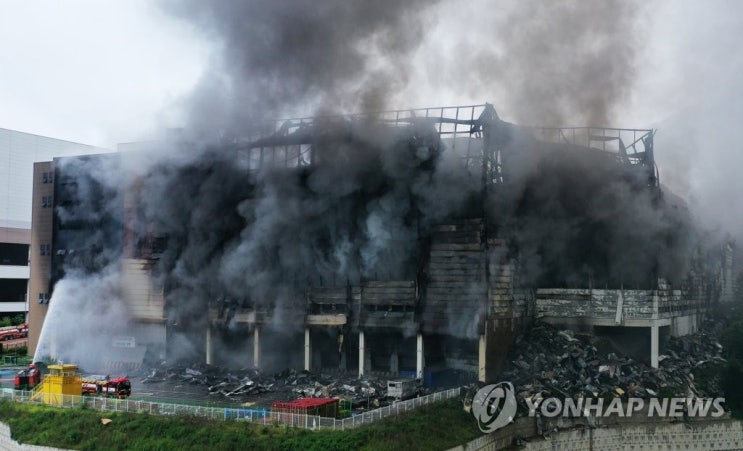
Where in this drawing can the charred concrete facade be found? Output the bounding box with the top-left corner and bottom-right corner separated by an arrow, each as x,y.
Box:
29,104 -> 736,382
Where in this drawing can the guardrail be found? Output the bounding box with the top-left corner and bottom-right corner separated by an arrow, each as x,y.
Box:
0,386 -> 462,431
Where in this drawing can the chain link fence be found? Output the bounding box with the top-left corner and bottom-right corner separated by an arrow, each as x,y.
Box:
0,386 -> 462,431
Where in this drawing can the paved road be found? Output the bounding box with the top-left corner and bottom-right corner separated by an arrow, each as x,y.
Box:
128,377 -> 286,408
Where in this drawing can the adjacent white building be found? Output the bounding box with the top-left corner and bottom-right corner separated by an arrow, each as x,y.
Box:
0,128 -> 110,320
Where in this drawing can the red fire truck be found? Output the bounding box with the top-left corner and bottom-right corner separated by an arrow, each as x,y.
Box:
81,375 -> 132,399
14,363 -> 40,390
0,323 -> 27,341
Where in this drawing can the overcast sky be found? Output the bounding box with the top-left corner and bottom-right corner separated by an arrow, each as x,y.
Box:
1,0 -> 742,234
0,0 -> 210,147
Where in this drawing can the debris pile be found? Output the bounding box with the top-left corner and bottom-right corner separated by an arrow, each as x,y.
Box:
139,364 -> 404,408
500,322 -> 726,411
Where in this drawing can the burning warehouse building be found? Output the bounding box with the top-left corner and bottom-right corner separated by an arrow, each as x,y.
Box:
27,103 -> 735,382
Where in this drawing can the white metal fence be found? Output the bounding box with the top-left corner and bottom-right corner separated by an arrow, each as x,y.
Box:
0,386 -> 462,431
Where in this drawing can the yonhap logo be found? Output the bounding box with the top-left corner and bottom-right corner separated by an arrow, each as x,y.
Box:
471,381 -> 518,433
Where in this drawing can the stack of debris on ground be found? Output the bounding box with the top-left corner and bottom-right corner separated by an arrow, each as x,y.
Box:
137,364 -> 423,409
496,320 -> 726,414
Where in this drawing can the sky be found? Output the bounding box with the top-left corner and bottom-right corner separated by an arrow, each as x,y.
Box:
1,0 -> 742,235
0,0 -> 210,147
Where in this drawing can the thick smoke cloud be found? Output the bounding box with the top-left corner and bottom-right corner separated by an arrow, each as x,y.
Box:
405,0 -> 647,126
490,135 -> 695,289
635,1 -> 743,243
36,0 -> 734,370
138,123 -> 480,337
36,0 -> 455,366
488,0 -> 644,126
160,0 -> 441,138
34,154 -> 137,368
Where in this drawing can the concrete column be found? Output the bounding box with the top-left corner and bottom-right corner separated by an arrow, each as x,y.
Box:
339,349 -> 346,370
478,334 -> 487,383
205,323 -> 213,365
416,333 -> 424,379
338,333 -> 346,370
390,349 -> 399,374
651,324 -> 659,369
358,331 -> 365,378
304,327 -> 311,371
614,291 -> 624,325
253,326 -> 260,368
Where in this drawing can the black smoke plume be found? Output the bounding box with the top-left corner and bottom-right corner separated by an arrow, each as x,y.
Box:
160,0 -> 442,138
37,1 -> 729,370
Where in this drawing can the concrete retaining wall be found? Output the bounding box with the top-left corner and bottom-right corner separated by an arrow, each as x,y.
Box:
524,420 -> 743,450
451,418 -> 743,451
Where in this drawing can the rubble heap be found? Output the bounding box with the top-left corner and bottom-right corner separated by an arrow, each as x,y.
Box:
500,321 -> 726,411
139,364 -> 404,409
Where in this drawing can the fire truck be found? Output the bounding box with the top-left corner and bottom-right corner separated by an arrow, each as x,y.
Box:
14,364 -> 132,398
81,375 -> 132,399
0,323 -> 27,341
14,363 -> 41,390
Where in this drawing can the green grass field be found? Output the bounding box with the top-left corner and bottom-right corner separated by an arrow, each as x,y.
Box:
0,398 -> 482,451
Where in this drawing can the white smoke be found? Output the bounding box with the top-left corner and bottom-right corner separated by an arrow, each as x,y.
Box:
33,267 -> 134,371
